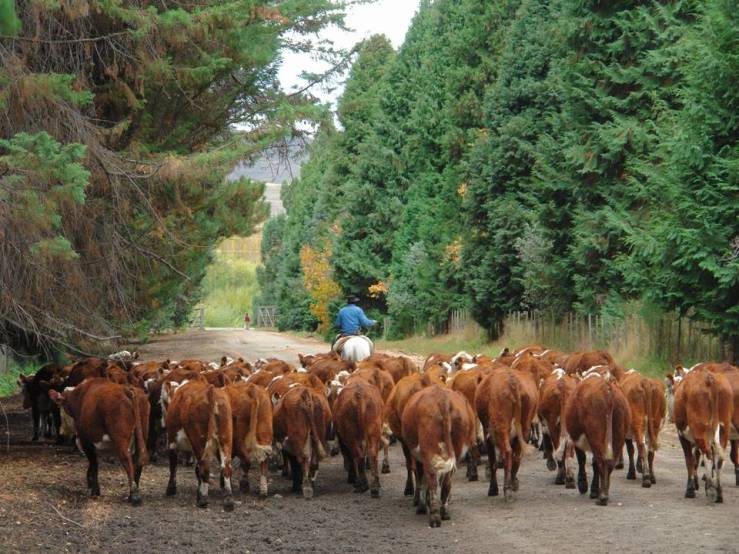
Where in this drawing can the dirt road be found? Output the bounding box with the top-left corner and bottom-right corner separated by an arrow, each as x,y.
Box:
1,329 -> 737,553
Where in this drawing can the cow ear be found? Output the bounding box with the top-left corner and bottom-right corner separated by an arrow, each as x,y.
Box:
298,353 -> 305,364
221,356 -> 227,366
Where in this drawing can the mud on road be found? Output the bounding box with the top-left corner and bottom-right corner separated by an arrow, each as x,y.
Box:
0,329 -> 736,553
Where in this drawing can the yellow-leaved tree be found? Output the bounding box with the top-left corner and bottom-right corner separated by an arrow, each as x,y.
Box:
300,242 -> 342,334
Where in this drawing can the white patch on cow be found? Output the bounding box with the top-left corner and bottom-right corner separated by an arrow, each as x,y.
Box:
269,374 -> 284,385
451,351 -> 474,366
240,376 -> 249,383
208,362 -> 219,369
534,349 -> 551,358
460,363 -> 477,371
441,362 -> 452,373
144,378 -> 156,393
297,367 -> 308,373
678,426 -> 695,444
75,438 -> 83,454
288,382 -> 300,389
555,432 -> 570,459
510,420 -> 518,439
552,368 -> 566,380
574,434 -> 591,453
175,429 -> 192,452
498,348 -> 508,357
625,369 -> 637,375
94,434 -> 112,450
259,475 -> 268,496
583,371 -> 602,381
303,434 -> 312,460
430,453 -> 456,475
199,481 -> 208,499
476,419 -> 484,443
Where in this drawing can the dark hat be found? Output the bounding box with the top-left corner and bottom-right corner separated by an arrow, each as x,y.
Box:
347,294 -> 360,304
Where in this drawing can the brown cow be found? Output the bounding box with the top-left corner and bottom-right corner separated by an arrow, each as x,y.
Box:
333,381 -> 384,496
347,366 -> 395,473
423,353 -> 451,371
475,368 -> 538,501
272,384 -> 331,499
385,372 -> 443,496
49,378 -> 149,505
164,381 -> 234,510
565,374 -> 630,505
673,368 -> 733,502
298,351 -> 339,369
267,372 -> 326,404
307,357 -> 356,385
564,350 -> 621,379
619,370 -> 666,487
361,353 -> 418,385
449,366 -> 491,481
224,382 -> 273,497
401,385 -> 476,527
538,369 -> 578,487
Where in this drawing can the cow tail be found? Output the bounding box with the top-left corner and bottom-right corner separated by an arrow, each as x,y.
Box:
127,388 -> 149,466
510,376 -> 528,455
440,394 -> 455,469
244,386 -> 260,457
301,388 -> 327,460
207,385 -> 217,454
642,379 -> 657,451
604,382 -> 614,460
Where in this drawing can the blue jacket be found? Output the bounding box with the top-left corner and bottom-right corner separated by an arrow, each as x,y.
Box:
335,304 -> 376,335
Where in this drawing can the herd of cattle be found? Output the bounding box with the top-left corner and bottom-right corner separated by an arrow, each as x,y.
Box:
16,346 -> 739,527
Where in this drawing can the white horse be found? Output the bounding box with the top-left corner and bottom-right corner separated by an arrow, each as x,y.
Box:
339,336 -> 373,362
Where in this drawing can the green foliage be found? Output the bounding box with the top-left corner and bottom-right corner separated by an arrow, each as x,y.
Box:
1,0 -> 348,355
265,0 -> 738,360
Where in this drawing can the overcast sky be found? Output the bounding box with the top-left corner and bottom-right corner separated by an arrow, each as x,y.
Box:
278,0 -> 420,107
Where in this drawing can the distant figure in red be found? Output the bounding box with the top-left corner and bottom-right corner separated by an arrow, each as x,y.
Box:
243,313 -> 251,330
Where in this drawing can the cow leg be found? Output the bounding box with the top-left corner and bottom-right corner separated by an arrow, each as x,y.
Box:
439,472 -> 452,521
575,447 -> 588,494
625,439 -> 636,480
239,456 -> 251,493
638,439 -> 651,488
302,455 -> 314,500
196,458 -> 210,508
589,457 -> 599,499
678,435 -> 697,498
52,406 -> 63,444
369,444 -> 381,498
166,448 -> 178,496
487,437 -> 499,497
648,449 -> 656,484
381,437 -> 390,474
543,433 -> 557,472
730,440 -> 738,486
500,436 -> 514,502
401,441 -> 414,496
596,457 -> 610,506
614,448 -> 624,470
426,470 -> 441,528
340,440 -> 356,484
114,436 -> 141,506
414,461 -> 425,511
466,443 -> 479,482
220,454 -> 234,512
354,453 -> 369,493
706,442 -> 724,503
511,438 -> 522,493
82,444 -> 100,497
564,442 -> 576,489
31,402 -> 40,441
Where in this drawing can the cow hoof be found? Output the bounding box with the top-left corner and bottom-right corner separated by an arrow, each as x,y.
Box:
240,479 -> 250,493
554,474 -> 565,485
91,488 -> 101,497
354,484 -> 369,494
468,472 -> 478,482
546,459 -> 557,472
735,470 -> 739,487
381,461 -> 391,474
404,483 -> 414,496
166,484 -> 176,497
488,484 -> 498,497
370,487 -> 380,499
636,459 -> 643,473
615,461 -> 624,470
503,488 -> 513,503
589,489 -> 598,499
429,517 -> 441,528
641,478 -> 652,489
511,478 -> 520,492
150,452 -> 159,464
416,503 -> 427,515
626,470 -> 636,480
196,497 -> 208,509
685,488 -> 696,499
565,478 -> 576,490
223,498 -> 235,512
650,475 -> 656,485
440,507 -> 450,520
577,480 -> 588,495
598,496 -> 609,506
129,494 -> 142,507
302,486 -> 313,500
330,445 -> 340,456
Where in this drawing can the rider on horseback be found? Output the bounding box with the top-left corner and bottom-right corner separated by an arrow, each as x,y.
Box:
332,294 -> 376,352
